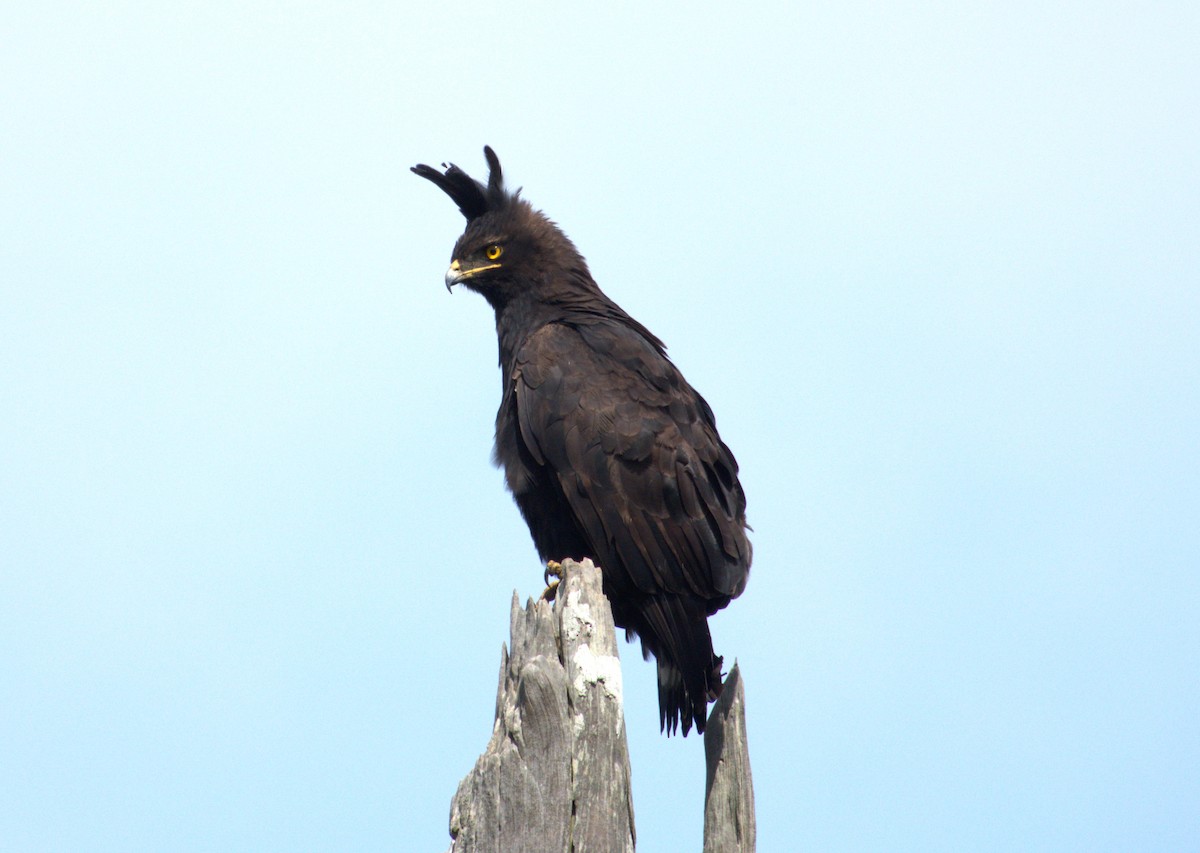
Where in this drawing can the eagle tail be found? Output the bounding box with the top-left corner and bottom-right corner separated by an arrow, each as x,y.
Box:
647,597 -> 725,736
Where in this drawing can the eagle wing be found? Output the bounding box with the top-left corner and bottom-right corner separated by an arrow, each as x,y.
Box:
509,321 -> 750,607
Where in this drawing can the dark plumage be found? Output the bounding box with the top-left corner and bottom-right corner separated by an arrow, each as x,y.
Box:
412,147 -> 751,735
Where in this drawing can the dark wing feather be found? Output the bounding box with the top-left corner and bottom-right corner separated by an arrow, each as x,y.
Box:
511,319 -> 750,611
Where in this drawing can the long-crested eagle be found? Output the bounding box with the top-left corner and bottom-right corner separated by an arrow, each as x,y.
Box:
412,147 -> 751,735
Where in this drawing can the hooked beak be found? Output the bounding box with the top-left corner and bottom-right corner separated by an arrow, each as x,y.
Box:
444,258 -> 502,293
444,260 -> 464,292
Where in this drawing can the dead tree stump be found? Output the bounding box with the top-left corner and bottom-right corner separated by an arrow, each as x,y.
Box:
446,559 -> 635,853
703,663 -> 756,852
445,558 -> 754,852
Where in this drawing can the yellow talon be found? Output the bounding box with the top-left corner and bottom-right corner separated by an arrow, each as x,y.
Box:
542,560 -> 564,601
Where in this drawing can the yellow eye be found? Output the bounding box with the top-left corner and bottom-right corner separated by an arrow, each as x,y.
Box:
485,244 -> 503,261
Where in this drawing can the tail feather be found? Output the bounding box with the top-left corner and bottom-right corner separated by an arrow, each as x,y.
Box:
637,595 -> 724,736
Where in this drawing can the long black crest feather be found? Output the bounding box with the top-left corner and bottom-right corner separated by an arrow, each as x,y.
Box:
411,145 -> 507,221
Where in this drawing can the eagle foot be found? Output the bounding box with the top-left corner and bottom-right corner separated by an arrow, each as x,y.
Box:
541,560 -> 564,601
707,655 -> 726,701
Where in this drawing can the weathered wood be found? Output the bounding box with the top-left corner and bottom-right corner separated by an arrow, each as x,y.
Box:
447,559 -> 635,853
703,663 -> 756,853
447,559 -> 757,852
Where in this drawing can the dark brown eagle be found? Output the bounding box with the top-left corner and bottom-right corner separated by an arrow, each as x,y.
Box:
412,147 -> 751,735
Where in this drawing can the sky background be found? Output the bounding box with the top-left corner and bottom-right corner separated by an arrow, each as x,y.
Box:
2,2 -> 1198,851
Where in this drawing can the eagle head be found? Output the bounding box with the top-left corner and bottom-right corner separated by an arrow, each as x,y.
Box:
412,147 -> 590,308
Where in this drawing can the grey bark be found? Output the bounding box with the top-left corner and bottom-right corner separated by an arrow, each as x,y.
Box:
703,663 -> 756,853
445,558 -> 755,853
447,558 -> 635,853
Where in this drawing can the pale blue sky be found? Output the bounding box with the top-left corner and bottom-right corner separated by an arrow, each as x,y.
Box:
2,2 -> 1197,851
